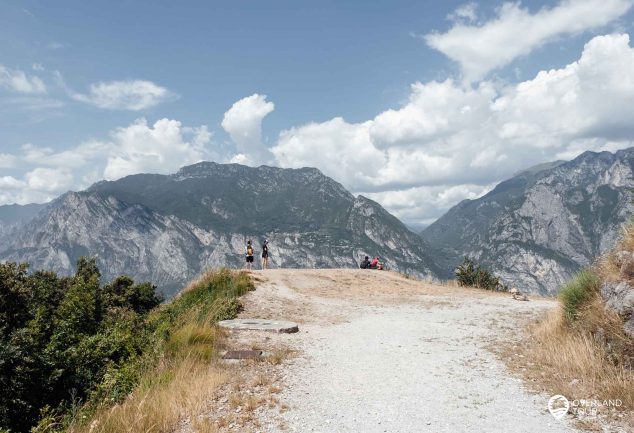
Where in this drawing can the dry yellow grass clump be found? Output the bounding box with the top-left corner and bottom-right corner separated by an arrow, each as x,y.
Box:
74,357 -> 227,433
510,223 -> 634,421
519,304 -> 634,409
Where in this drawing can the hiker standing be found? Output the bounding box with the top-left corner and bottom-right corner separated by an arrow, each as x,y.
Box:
261,239 -> 269,269
245,240 -> 254,270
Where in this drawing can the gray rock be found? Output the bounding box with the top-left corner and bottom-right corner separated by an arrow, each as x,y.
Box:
601,281 -> 634,316
423,148 -> 634,295
601,281 -> 634,338
614,250 -> 634,267
218,319 -> 299,333
619,254 -> 634,280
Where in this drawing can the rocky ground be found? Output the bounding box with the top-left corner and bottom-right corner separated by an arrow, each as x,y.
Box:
193,269 -> 624,432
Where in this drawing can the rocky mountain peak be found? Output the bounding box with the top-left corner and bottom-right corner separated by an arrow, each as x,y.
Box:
1,162 -> 440,296
423,147 -> 634,294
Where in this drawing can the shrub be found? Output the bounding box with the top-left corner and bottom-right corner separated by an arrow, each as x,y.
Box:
559,270 -> 601,321
0,258 -> 161,433
455,258 -> 507,291
0,263 -> 253,433
68,268 -> 253,433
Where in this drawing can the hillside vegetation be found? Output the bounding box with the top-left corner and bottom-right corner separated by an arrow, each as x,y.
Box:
0,260 -> 253,433
508,223 -> 634,422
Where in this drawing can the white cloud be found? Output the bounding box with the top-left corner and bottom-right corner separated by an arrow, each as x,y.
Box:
363,183 -> 495,226
222,94 -> 275,165
270,33 -> 634,224
274,117 -> 382,189
25,168 -> 73,193
1,97 -> 65,112
425,0 -> 633,82
0,176 -> 26,189
71,80 -> 174,110
0,118 -> 212,205
0,65 -> 47,94
0,154 -> 17,169
448,2 -> 478,24
103,118 -> 210,179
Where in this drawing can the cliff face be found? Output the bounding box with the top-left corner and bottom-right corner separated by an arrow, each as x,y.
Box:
1,163 -> 439,296
423,148 -> 634,294
0,203 -> 46,244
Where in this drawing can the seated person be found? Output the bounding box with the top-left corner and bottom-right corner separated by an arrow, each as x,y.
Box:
360,256 -> 371,269
369,257 -> 379,269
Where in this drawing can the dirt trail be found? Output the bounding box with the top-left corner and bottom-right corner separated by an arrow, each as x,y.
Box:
233,269 -> 579,433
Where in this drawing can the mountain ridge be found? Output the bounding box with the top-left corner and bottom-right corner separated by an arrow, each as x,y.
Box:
0,163 -> 442,296
423,147 -> 634,294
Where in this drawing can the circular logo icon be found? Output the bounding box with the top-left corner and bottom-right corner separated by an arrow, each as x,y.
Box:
548,395 -> 570,420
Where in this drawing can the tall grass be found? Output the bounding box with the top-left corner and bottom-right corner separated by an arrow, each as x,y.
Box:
559,270 -> 601,321
65,269 -> 254,433
75,357 -> 227,433
521,305 -> 634,410
513,224 -> 634,416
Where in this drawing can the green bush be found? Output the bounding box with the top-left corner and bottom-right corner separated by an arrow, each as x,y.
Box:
455,258 -> 508,291
0,262 -> 253,433
0,258 -> 162,433
559,270 -> 601,321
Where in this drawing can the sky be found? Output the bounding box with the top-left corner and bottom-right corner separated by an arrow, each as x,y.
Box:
2,0 -> 634,229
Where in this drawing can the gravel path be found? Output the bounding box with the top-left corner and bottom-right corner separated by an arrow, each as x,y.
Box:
239,270 -> 580,433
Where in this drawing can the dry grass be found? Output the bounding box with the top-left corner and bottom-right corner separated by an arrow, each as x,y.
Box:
504,222 -> 634,429
192,417 -> 219,433
167,324 -> 224,360
507,304 -> 634,414
71,357 -> 228,433
67,269 -> 259,433
251,373 -> 271,387
597,222 -> 634,284
267,347 -> 296,365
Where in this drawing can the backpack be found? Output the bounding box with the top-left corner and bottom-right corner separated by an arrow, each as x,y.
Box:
247,245 -> 254,256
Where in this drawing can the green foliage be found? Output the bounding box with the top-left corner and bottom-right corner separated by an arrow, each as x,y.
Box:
559,270 -> 601,321
73,268 -> 253,430
165,268 -> 254,325
455,258 -> 508,291
0,261 -> 253,433
0,258 -> 162,433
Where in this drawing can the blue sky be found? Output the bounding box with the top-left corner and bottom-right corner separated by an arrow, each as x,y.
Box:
2,0 -> 634,227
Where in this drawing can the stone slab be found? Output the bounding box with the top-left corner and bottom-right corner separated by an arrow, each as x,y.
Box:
218,318 -> 299,333
222,350 -> 263,360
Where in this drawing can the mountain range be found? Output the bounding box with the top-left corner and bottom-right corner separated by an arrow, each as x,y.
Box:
1,148 -> 633,296
0,163 -> 440,296
423,148 -> 634,294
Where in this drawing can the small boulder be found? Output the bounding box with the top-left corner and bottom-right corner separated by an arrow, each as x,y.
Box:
509,287 -> 520,295
620,256 -> 634,280
614,251 -> 634,267
601,281 -> 634,338
601,281 -> 634,316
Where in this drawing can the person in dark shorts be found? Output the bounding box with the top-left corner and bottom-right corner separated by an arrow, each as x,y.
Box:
360,256 -> 370,269
245,240 -> 254,270
261,239 -> 269,269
